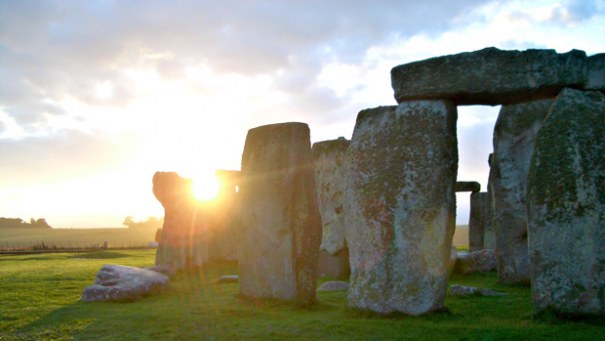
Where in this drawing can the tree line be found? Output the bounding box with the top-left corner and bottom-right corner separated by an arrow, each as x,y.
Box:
0,217 -> 51,228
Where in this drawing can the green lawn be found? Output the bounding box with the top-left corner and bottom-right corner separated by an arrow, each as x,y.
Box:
1,250 -> 602,340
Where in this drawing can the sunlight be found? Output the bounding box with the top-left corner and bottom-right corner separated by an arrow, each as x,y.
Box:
192,172 -> 221,201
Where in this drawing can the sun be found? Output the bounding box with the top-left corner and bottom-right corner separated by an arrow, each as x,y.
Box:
192,172 -> 221,201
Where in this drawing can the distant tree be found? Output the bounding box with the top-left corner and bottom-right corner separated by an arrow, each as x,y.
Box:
122,216 -> 163,229
0,217 -> 51,228
123,216 -> 135,228
33,218 -> 51,228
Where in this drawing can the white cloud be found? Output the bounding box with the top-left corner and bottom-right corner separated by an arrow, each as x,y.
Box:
0,0 -> 603,226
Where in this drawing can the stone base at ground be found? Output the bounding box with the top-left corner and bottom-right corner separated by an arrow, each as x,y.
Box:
454,249 -> 497,275
449,285 -> 505,297
317,249 -> 350,279
82,265 -> 169,302
318,281 -> 349,291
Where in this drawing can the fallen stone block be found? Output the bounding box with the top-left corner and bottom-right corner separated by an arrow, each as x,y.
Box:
82,264 -> 169,302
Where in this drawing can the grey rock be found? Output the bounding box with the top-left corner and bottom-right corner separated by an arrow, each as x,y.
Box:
455,181 -> 481,193
586,53 -> 605,91
469,192 -> 490,251
213,275 -> 239,284
454,249 -> 497,275
82,264 -> 169,302
345,102 -> 457,315
318,281 -> 349,291
491,98 -> 553,284
317,249 -> 350,279
484,154 -> 496,250
448,245 -> 458,276
450,285 -> 505,297
238,122 -> 321,304
391,47 -> 587,105
528,88 -> 605,315
312,137 -> 350,256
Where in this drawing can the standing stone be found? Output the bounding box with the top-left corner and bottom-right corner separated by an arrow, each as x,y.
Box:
238,122 -> 321,304
391,47 -> 587,105
153,172 -> 209,271
491,99 -> 553,284
345,102 -> 458,315
312,137 -> 350,279
586,53 -> 605,92
469,192 -> 490,251
528,88 -> 605,315
484,154 -> 496,250
208,170 -> 240,262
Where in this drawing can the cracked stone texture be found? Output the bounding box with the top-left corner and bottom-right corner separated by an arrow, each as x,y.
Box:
345,102 -> 457,315
528,88 -> 605,315
238,122 -> 321,304
491,98 -> 553,284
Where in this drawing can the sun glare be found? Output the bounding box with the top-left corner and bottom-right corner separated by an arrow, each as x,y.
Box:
192,173 -> 221,201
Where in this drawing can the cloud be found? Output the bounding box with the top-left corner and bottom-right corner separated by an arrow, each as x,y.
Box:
0,0 -> 488,133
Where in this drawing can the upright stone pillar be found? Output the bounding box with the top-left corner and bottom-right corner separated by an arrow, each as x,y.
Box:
491,99 -> 552,284
484,154 -> 496,250
312,137 -> 350,279
528,88 -> 605,315
152,172 -> 209,270
238,122 -> 321,304
469,192 -> 490,251
208,170 -> 240,262
345,102 -> 458,315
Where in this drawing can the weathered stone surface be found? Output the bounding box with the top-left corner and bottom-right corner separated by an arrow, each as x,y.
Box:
238,122 -> 322,304
469,192 -> 490,251
153,172 -> 209,271
455,181 -> 480,193
587,53 -> 605,91
528,88 -> 605,315
447,245 -> 458,276
318,281 -> 349,291
312,137 -> 350,279
492,98 -> 553,284
82,265 -> 169,302
317,249 -> 350,279
208,170 -> 240,262
391,47 -> 587,105
450,285 -> 505,297
312,137 -> 350,256
454,249 -> 497,275
345,102 -> 457,315
484,154 -> 496,250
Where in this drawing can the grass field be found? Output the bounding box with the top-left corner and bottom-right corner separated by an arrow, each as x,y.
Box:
0,227 -> 157,250
1,249 -> 603,340
0,225 -> 469,251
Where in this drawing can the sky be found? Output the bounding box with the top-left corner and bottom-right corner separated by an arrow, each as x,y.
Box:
1,0 -> 604,228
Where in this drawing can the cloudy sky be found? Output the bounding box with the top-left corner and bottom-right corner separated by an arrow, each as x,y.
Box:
1,0 -> 604,227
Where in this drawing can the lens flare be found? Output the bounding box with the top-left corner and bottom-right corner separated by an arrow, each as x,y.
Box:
192,173 -> 221,201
